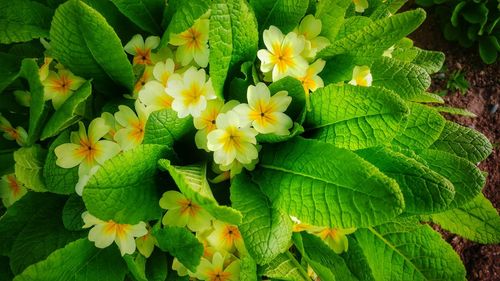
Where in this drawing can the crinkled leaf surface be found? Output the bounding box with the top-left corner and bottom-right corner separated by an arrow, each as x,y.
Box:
62,195 -> 87,231
143,109 -> 193,151
268,77 -> 306,121
14,145 -> 47,192
392,47 -> 445,74
260,252 -> 310,281
153,226 -> 203,272
250,0 -> 308,33
315,0 -> 351,40
110,0 -> 162,34
340,237 -> 376,281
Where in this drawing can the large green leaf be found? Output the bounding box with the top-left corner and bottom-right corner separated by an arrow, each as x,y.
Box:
230,173 -> 292,265
0,0 -> 53,44
393,103 -> 445,149
83,144 -> 166,224
371,57 -> 431,100
209,0 -> 258,99
62,195 -> 87,231
153,226 -> 203,272
392,47 -> 445,74
143,108 -> 193,150
268,77 -> 306,121
158,159 -> 242,225
14,145 -> 47,192
423,194 -> 500,244
110,0 -> 162,34
40,81 -> 92,140
260,252 -> 310,281
429,120 -> 492,163
315,0 -> 351,41
252,137 -> 404,228
50,0 -> 135,91
356,146 -> 454,215
355,220 -> 466,281
240,255 -> 258,281
418,149 -> 485,208
339,237 -> 375,281
13,238 -> 127,281
0,53 -> 22,94
304,84 -> 408,150
250,0 -> 308,33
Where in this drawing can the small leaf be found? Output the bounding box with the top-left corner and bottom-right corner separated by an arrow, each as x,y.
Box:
153,226 -> 203,272
143,109 -> 194,150
14,145 -> 47,192
432,106 -> 477,117
315,0 -> 351,40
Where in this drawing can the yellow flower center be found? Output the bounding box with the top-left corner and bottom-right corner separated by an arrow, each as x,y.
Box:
104,221 -> 131,239
131,121 -> 145,143
77,138 -> 99,164
134,71 -> 151,93
207,270 -> 232,281
182,83 -> 204,106
220,127 -> 246,153
52,73 -> 73,95
178,198 -> 201,217
355,76 -> 369,87
318,228 -> 339,240
270,43 -> 294,73
249,101 -> 277,128
201,108 -> 219,131
181,27 -> 203,50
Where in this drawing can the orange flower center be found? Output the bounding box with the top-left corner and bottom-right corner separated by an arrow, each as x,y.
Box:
179,199 -> 201,217
7,175 -> 21,196
182,27 -> 203,50
134,48 -> 152,65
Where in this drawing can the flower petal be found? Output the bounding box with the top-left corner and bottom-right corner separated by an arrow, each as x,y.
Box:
88,223 -> 115,248
88,117 -> 110,144
159,190 -> 186,210
54,143 -> 85,168
93,140 -> 121,164
124,34 -> 145,55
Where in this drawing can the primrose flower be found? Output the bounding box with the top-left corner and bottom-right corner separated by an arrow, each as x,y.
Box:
138,59 -> 176,112
170,18 -> 210,67
82,212 -> 148,256
295,15 -> 330,58
114,100 -> 149,151
383,45 -> 395,58
133,67 -> 154,97
196,252 -> 240,281
353,0 -> 369,13
233,83 -> 293,135
297,59 -> 326,95
194,100 -> 238,151
206,221 -> 245,253
348,66 -> 373,87
0,174 -> 27,207
207,111 -> 258,166
166,67 -> 216,118
212,155 -> 259,183
124,34 -> 160,65
0,114 -> 27,146
314,227 -> 356,254
159,190 -> 213,232
39,57 -> 53,81
54,118 -> 121,179
135,230 -> 158,258
43,69 -> 85,109
257,26 -> 308,81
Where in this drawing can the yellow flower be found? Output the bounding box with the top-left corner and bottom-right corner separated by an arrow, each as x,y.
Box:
233,83 -> 293,135
124,34 -> 160,66
135,229 -> 158,258
206,221 -> 245,253
166,67 -> 216,118
194,99 -> 238,151
82,212 -> 148,256
0,174 -> 27,207
348,65 -> 373,87
43,69 -> 85,109
39,57 -> 53,82
114,100 -> 149,151
138,59 -> 176,112
295,15 -> 330,59
207,110 -> 258,166
383,45 -> 395,58
0,114 -> 27,146
314,227 -> 356,254
353,0 -> 369,13
133,66 -> 154,98
54,118 -> 121,181
170,18 -> 210,67
196,252 -> 240,281
297,59 -> 326,95
159,190 -> 213,232
257,26 -> 308,81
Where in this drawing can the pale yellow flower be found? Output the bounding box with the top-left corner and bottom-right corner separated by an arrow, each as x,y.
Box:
0,114 -> 27,146
138,59 -> 176,112
206,221 -> 245,253
124,34 -> 160,66
43,69 -> 85,109
0,174 -> 27,207
133,66 -> 154,98
348,66 -> 373,87
297,59 -> 326,95
195,252 -> 240,281
114,100 -> 149,151
159,190 -> 213,232
193,100 -> 238,151
135,229 -> 158,258
170,18 -> 210,67
313,227 -> 356,254
295,15 -> 330,59
353,0 -> 369,13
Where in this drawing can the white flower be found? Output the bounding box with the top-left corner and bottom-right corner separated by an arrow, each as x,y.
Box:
124,34 -> 160,65
170,18 -> 210,67
193,100 -> 238,151
114,100 -> 149,151
348,66 -> 373,87
295,15 -> 330,59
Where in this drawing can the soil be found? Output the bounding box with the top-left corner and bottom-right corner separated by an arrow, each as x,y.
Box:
407,7 -> 500,281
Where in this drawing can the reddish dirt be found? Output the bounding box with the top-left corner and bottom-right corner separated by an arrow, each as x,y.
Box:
409,8 -> 500,281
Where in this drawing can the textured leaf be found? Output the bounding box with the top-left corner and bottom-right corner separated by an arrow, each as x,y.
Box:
50,0 -> 135,91
13,238 -> 127,281
0,0 -> 53,44
110,0 -> 162,34
83,145 -> 166,224
418,149 -> 486,208
143,109 -> 193,150
356,146 -> 454,214
355,220 -> 466,281
260,252 -> 310,281
230,173 -> 292,265
407,92 -> 444,104
41,81 -> 92,140
256,122 -> 304,143
339,237 -> 375,281
146,250 -> 168,281
371,57 -> 431,100
158,159 -> 242,225
424,194 -> 500,244
393,103 -> 445,149
432,106 -> 477,117
209,0 -> 258,99
14,145 -> 47,192
240,255 -> 258,281
392,47 -> 445,74
304,84 -> 408,150
268,76 -> 306,121
62,195 -> 86,231
315,0 -> 351,40
429,120 -> 492,163
250,0 -> 308,33
43,131 -> 79,195
153,226 -> 203,272
124,255 -> 148,281
252,137 -> 404,228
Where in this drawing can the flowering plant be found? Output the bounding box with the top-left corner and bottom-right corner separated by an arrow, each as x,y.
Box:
0,0 -> 498,280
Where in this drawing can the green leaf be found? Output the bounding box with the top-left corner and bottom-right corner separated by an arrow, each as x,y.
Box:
209,0 -> 258,99
339,237 -> 375,281
407,92 -> 444,104
0,53 -> 22,94
252,137 -> 404,228
0,0 -> 53,44
50,0 -> 135,91
268,77 -> 306,121
335,16 -> 373,40
146,250 -> 169,281
315,0 -> 351,40
429,120 -> 492,163
40,81 -> 92,140
418,149 -> 486,209
143,109 -> 194,150
153,226 -> 203,272
304,84 -> 408,150
14,145 -> 47,192
319,9 -> 426,64
260,252 -> 310,281
424,194 -> 500,244
0,256 -> 13,281
124,255 -> 148,281
355,220 -> 466,281
356,146 -> 454,215
293,232 -> 358,281
250,0 -> 308,33
62,195 -> 86,231
256,122 -> 304,143
83,144 -> 166,224
230,173 -> 293,265
392,47 -> 445,74
158,159 -> 242,225
393,103 -> 445,149
43,131 -> 79,194
371,57 -> 431,100
110,0 -> 162,34
13,238 -> 127,281
432,106 -> 477,117
240,255 -> 258,281
479,36 -> 498,64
